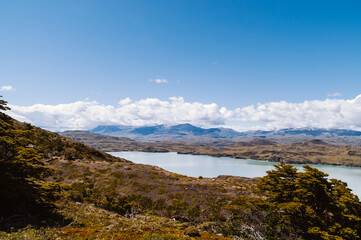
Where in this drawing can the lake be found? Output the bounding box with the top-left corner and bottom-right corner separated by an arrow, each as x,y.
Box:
109,151 -> 361,197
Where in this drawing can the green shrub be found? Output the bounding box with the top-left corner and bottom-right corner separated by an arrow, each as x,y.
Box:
184,226 -> 200,237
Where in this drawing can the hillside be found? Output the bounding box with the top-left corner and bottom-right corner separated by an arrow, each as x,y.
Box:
61,130 -> 361,167
1,97 -> 361,239
243,128 -> 361,145
87,124 -> 361,145
0,101 -> 252,239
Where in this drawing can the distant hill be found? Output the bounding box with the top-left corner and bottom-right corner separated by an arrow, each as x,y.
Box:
87,124 -> 361,145
248,128 -> 361,137
242,128 -> 361,145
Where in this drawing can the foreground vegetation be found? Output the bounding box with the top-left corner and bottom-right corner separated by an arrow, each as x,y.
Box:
1,97 -> 361,239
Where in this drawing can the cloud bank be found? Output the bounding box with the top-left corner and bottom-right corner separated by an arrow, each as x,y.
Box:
7,95 -> 361,132
8,97 -> 232,131
237,95 -> 361,130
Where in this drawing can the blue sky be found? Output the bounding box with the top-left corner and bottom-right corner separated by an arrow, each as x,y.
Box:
2,1 -> 361,131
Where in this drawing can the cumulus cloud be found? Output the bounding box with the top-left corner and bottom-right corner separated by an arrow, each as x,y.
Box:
0,85 -> 14,91
149,78 -> 168,84
118,97 -> 132,105
236,95 -> 361,130
8,97 -> 233,131
7,95 -> 361,132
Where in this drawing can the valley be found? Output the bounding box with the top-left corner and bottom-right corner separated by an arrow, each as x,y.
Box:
61,130 -> 361,167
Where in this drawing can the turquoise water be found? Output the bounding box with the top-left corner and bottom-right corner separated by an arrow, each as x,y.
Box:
108,151 -> 361,197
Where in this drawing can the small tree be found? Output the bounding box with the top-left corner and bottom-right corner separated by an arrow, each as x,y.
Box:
0,96 -> 59,226
257,162 -> 361,240
0,95 -> 10,111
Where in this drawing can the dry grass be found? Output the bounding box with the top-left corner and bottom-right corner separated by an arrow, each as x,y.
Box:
0,201 -> 232,240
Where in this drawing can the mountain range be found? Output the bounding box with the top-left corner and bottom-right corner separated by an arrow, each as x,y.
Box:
89,123 -> 242,141
87,123 -> 361,145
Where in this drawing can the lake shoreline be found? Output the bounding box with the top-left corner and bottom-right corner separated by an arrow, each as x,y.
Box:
60,130 -> 361,168
111,149 -> 361,168
108,151 -> 361,197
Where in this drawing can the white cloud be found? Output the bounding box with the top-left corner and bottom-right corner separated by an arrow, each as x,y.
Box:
236,94 -> 361,130
7,95 -> 361,132
118,97 -> 132,105
149,78 -> 168,84
327,92 -> 341,97
0,85 -> 14,91
8,97 -> 233,131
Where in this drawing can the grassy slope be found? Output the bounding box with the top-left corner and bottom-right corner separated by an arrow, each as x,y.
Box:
2,116 -> 255,239
62,131 -> 361,167
1,201 -> 232,240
